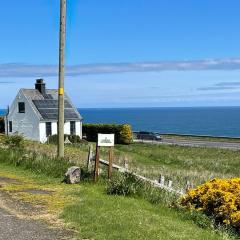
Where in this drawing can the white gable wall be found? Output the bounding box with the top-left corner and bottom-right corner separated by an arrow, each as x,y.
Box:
7,90 -> 40,141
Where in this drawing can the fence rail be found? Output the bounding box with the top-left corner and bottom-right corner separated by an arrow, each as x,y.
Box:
88,146 -> 191,195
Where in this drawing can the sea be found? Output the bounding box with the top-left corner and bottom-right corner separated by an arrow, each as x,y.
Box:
2,107 -> 240,138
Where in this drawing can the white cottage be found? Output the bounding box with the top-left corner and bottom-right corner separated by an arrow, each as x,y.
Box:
5,79 -> 83,143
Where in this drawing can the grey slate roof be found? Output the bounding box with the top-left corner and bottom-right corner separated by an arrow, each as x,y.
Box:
21,89 -> 82,121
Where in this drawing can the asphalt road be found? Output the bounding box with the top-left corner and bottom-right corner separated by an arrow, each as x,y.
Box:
0,207 -> 69,240
134,138 -> 240,150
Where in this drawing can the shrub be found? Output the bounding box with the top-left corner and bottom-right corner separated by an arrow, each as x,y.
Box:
4,135 -> 24,149
107,172 -> 178,206
83,124 -> 133,144
181,178 -> 240,230
106,172 -> 143,196
119,124 -> 133,144
0,117 -> 4,133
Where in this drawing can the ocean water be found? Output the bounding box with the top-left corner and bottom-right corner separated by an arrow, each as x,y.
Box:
2,107 -> 240,137
79,107 -> 240,138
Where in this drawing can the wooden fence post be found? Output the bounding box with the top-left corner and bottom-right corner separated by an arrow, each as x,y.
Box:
94,145 -> 100,182
159,175 -> 165,185
87,145 -> 93,171
108,146 -> 113,179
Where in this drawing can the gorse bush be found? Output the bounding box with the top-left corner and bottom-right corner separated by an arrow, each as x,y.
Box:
181,178 -> 240,230
83,124 -> 133,144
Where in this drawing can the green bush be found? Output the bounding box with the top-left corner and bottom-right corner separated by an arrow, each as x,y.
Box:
0,117 -> 5,133
83,124 -> 133,144
4,135 -> 24,149
107,172 -> 179,206
48,134 -> 87,144
106,172 -> 143,196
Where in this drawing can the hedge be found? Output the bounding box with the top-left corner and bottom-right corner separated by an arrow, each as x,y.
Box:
83,124 -> 132,144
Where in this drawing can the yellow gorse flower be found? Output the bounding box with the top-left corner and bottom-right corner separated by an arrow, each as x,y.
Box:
181,178 -> 240,228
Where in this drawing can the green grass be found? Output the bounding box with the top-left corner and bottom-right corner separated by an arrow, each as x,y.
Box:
0,148 -> 72,178
3,134 -> 240,189
0,162 -> 232,240
61,183 -> 232,240
113,143 -> 240,186
1,135 -> 240,238
17,134 -> 240,188
0,138 -> 236,239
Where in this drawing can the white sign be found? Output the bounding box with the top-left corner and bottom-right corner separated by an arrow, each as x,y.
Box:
98,134 -> 115,147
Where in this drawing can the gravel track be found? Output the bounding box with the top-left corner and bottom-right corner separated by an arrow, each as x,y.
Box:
0,207 -> 70,240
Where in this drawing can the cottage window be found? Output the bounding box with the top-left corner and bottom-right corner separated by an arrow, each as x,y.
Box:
9,121 -> 12,132
70,121 -> 76,135
18,102 -> 25,113
46,122 -> 52,137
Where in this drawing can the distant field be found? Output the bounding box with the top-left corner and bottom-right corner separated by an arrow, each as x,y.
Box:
161,134 -> 240,143
114,143 -> 240,187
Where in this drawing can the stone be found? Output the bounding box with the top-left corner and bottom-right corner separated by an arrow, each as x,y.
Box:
64,166 -> 81,184
64,136 -> 72,144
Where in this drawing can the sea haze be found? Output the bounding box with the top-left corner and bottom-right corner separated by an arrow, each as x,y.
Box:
1,107 -> 240,137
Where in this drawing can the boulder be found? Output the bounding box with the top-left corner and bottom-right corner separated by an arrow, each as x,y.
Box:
64,166 -> 81,184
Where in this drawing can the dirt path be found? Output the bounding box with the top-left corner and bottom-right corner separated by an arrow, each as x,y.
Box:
0,207 -> 70,240
0,174 -> 74,240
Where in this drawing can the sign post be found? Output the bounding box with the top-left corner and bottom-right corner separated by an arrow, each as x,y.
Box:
94,144 -> 100,182
94,134 -> 115,182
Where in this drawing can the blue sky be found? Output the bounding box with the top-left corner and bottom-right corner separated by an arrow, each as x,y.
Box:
1,0 -> 240,107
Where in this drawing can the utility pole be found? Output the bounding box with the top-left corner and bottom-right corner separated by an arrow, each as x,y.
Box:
58,0 -> 66,158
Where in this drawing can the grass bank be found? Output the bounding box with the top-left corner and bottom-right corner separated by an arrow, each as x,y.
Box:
0,135 -> 236,239
0,163 -> 233,240
19,135 -> 240,187
114,143 -> 240,186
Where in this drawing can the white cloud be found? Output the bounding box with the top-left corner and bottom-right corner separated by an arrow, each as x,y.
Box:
2,58 -> 240,78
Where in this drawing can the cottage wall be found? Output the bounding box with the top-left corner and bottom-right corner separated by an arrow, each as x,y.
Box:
76,121 -> 82,138
7,90 -> 40,141
39,120 -> 82,143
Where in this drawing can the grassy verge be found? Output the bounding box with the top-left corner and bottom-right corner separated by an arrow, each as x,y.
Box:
12,134 -> 240,187
112,143 -> 240,188
62,183 -> 232,240
1,134 -> 240,238
0,163 -> 234,240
